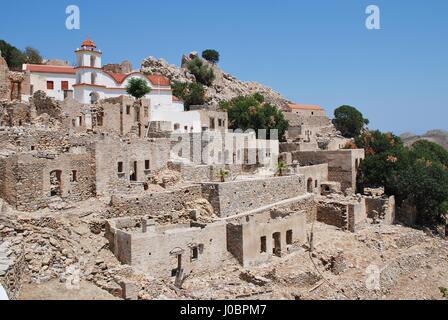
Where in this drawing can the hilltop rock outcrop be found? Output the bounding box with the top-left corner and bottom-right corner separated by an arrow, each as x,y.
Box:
103,60 -> 133,74
400,130 -> 448,150
141,52 -> 292,109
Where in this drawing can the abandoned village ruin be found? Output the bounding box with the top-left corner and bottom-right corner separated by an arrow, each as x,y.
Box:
0,40 -> 447,300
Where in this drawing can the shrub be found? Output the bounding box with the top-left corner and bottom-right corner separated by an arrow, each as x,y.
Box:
357,134 -> 448,226
187,57 -> 215,86
172,82 -> 206,108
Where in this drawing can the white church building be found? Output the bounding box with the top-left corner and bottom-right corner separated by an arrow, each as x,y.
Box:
23,39 -> 203,132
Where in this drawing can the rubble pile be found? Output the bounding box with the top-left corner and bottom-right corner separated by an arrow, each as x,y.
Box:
152,168 -> 182,189
0,193 -> 447,300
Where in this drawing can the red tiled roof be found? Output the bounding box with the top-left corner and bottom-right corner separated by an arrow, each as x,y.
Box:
26,63 -> 172,89
105,72 -> 170,87
108,73 -> 127,83
147,74 -> 170,86
81,39 -> 96,48
25,64 -> 76,74
288,103 -> 323,111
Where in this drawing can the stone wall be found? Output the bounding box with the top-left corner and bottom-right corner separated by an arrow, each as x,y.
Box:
168,162 -> 254,183
279,195 -> 317,223
0,129 -> 79,153
0,102 -> 32,127
227,211 -> 307,267
0,149 -> 96,211
30,91 -> 62,120
226,193 -> 316,224
109,185 -> 203,217
283,112 -> 330,128
201,174 -> 306,218
0,156 -> 17,206
317,198 -> 367,232
0,55 -> 9,100
60,97 -> 91,133
8,71 -> 30,100
347,199 -> 367,232
95,135 -> 170,196
365,196 -> 396,225
97,96 -> 150,137
196,109 -> 228,132
106,218 -> 227,278
0,248 -> 26,300
317,201 -> 348,230
297,164 -> 329,195
289,149 -> 365,191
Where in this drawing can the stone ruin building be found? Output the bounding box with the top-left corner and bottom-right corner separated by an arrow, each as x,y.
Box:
0,48 -> 403,299
0,54 -> 31,102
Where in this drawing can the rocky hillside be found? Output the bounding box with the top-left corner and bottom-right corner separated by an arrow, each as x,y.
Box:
140,52 -> 292,110
400,130 -> 448,150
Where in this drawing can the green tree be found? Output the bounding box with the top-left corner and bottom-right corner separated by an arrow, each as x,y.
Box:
126,78 -> 152,100
24,47 -> 43,64
172,82 -> 206,109
172,82 -> 189,101
357,133 -> 448,227
354,130 -> 403,156
399,156 -> 448,225
187,57 -> 215,86
410,140 -> 448,166
221,94 -> 289,140
334,105 -> 369,138
0,40 -> 27,70
202,49 -> 220,64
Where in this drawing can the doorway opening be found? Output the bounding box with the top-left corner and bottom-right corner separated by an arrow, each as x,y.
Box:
130,161 -> 138,181
307,178 -> 313,193
286,230 -> 293,245
50,170 -> 62,197
272,232 -> 281,257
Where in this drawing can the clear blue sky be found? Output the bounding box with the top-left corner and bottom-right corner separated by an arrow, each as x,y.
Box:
1,0 -> 447,134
